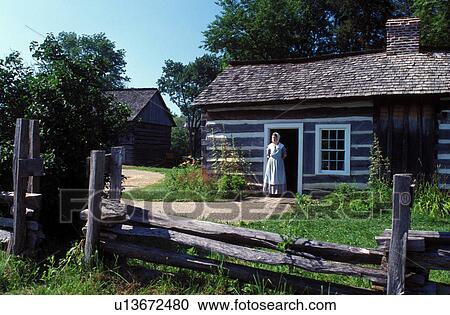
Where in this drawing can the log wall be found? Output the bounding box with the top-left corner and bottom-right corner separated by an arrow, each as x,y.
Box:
202,100 -> 373,192
436,97 -> 450,189
374,95 -> 438,180
118,121 -> 172,165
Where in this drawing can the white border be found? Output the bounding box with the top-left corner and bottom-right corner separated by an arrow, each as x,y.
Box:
315,124 -> 351,176
264,123 -> 304,195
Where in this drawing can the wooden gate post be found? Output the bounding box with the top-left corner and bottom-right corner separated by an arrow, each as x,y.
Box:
84,150 -> 105,266
27,120 -> 40,194
109,147 -> 123,201
8,118 -> 30,255
387,173 -> 412,295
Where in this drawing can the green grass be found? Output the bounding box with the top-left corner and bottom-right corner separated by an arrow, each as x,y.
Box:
1,211 -> 448,294
122,165 -> 218,202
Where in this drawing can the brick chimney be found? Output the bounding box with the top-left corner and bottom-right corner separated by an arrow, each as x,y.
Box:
386,17 -> 421,55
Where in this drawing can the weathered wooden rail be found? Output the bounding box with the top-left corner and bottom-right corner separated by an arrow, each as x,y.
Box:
80,148 -> 449,294
0,118 -> 44,255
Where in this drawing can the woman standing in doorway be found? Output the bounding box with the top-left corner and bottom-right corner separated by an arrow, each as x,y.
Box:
263,132 -> 287,196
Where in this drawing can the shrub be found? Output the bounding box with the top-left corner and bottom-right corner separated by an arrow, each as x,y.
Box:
210,133 -> 251,176
369,135 -> 391,187
164,162 -> 215,194
291,181 -> 392,220
217,174 -> 247,198
413,177 -> 450,218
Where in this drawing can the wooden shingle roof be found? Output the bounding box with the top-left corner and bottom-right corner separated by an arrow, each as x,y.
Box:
107,88 -> 158,120
194,51 -> 450,106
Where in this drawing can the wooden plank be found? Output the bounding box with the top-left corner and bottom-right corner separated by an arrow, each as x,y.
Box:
27,120 -> 41,193
0,217 -> 40,231
0,192 -> 42,204
80,201 -> 384,265
109,147 -> 123,200
387,174 -> 412,295
8,118 -> 30,255
375,236 -> 425,252
101,239 -> 378,295
381,229 -> 450,246
86,154 -> 111,178
80,200 -> 128,222
105,224 -> 386,283
84,150 -> 106,266
0,229 -> 12,246
18,158 -> 44,177
407,250 -> 450,271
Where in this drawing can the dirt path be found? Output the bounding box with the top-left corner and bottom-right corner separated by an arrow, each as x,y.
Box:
121,167 -> 294,222
122,168 -> 164,191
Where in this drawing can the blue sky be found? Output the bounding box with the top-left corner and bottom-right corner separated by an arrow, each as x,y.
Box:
0,0 -> 221,114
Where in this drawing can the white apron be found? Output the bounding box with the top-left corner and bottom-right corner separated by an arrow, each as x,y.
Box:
263,143 -> 287,195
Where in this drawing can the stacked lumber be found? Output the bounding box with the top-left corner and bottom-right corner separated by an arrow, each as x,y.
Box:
81,200 -> 386,295
376,229 -> 450,294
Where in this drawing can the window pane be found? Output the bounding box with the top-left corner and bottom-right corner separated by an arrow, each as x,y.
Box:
330,140 -> 337,149
330,130 -> 336,139
330,151 -> 338,161
318,127 -> 348,172
330,161 -> 338,170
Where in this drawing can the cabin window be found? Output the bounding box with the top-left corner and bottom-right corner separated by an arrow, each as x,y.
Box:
315,124 -> 351,175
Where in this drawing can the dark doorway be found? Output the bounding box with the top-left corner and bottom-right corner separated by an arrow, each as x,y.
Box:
269,128 -> 299,195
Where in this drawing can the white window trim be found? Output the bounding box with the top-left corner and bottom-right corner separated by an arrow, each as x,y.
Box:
315,124 -> 351,176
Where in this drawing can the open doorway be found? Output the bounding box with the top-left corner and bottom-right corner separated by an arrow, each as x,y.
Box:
266,128 -> 300,196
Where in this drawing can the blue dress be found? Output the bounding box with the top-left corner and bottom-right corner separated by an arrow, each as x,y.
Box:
263,143 -> 287,195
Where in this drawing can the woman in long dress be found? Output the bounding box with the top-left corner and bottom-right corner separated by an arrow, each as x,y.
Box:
263,132 -> 287,195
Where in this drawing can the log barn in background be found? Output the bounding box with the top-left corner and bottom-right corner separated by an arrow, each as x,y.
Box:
194,18 -> 450,195
108,88 -> 175,165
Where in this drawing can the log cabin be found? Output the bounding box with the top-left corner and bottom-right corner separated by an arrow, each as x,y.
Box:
194,18 -> 450,195
108,88 -> 175,165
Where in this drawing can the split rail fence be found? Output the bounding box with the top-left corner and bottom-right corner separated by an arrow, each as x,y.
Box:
81,151 -> 450,295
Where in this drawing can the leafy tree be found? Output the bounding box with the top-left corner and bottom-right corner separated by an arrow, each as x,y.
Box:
171,115 -> 190,158
0,53 -> 32,187
158,54 -> 221,158
0,33 -> 130,231
413,0 -> 450,47
330,0 -> 394,52
203,0 -> 449,61
203,0 -> 332,60
45,32 -> 130,89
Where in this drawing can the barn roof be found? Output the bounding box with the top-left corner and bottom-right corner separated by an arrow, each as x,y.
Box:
107,88 -> 158,120
193,50 -> 450,106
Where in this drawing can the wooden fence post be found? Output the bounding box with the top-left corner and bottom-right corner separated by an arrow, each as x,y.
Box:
27,120 -> 41,194
387,173 -> 412,295
8,118 -> 30,255
84,150 -> 105,266
109,147 -> 123,201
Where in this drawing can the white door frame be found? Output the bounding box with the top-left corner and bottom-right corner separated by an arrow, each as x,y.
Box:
263,123 -> 304,195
